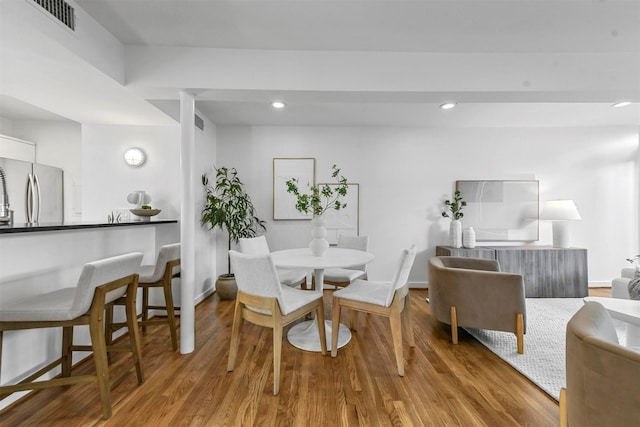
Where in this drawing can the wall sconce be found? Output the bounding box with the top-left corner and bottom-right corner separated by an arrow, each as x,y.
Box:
540,200 -> 582,248
123,147 -> 146,167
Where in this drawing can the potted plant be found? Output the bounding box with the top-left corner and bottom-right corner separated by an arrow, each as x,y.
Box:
201,166 -> 266,299
285,164 -> 349,256
441,190 -> 466,249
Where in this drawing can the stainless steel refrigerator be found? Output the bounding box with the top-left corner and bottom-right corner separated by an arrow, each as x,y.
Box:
0,157 -> 64,224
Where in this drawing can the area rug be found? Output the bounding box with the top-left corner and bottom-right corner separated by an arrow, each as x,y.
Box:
464,298 -> 628,401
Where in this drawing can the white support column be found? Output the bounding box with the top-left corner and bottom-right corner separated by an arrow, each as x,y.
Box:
179,91 -> 196,354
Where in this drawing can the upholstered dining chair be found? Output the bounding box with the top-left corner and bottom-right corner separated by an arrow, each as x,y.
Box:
428,256 -> 526,354
331,245 -> 417,376
227,250 -> 327,395
559,301 -> 640,427
309,235 -> 369,290
106,243 -> 180,351
0,252 -> 144,420
239,236 -> 308,288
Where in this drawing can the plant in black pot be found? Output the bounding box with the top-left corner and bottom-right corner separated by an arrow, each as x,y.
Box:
201,166 -> 266,300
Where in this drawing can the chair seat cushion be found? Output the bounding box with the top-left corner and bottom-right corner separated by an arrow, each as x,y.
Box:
0,287 -> 77,322
323,268 -> 365,283
277,269 -> 307,287
138,264 -> 158,283
333,279 -> 391,307
247,285 -> 322,316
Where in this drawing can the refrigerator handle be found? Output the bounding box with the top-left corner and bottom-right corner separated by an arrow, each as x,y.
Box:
26,173 -> 34,223
34,174 -> 41,223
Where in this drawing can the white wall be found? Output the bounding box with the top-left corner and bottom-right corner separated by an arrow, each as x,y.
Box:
81,124 -> 181,222
216,125 -> 639,287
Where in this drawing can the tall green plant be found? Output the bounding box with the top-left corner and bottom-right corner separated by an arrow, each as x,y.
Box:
201,166 -> 266,274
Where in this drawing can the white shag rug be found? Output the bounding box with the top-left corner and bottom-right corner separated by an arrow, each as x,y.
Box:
464,298 -> 628,401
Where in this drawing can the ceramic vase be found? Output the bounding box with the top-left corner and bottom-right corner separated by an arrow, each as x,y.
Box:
463,226 -> 476,248
309,215 -> 329,257
449,220 -> 462,248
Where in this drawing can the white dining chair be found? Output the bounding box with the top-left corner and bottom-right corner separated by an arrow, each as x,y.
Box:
239,236 -> 308,288
310,235 -> 369,290
227,250 -> 327,395
331,245 -> 417,376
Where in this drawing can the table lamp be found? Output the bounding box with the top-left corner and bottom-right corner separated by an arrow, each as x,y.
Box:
540,200 -> 582,248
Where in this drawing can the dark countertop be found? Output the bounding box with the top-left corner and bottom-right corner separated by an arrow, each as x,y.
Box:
0,219 -> 178,234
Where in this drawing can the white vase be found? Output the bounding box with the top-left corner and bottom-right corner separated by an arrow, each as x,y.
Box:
463,226 -> 476,248
449,220 -> 462,248
309,215 -> 329,257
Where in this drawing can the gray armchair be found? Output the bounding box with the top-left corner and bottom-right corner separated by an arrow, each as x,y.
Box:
428,256 -> 526,353
559,301 -> 640,427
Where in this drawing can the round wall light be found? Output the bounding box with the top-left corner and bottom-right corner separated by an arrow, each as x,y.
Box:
271,101 -> 286,109
440,102 -> 457,110
123,147 -> 146,167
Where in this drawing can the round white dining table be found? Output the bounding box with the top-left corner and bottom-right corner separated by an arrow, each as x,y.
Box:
271,247 -> 375,352
584,296 -> 640,347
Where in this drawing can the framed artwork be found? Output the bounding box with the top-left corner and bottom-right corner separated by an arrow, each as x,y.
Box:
456,180 -> 539,241
273,158 -> 315,220
319,183 -> 359,244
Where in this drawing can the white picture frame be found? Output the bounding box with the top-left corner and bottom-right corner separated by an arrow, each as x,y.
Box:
273,158 -> 315,220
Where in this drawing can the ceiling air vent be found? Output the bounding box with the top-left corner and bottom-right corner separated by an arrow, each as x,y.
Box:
195,114 -> 204,131
30,0 -> 76,31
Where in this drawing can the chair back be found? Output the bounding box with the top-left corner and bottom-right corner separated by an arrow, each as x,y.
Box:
229,250 -> 285,308
239,236 -> 270,255
337,235 -> 369,272
384,245 -> 417,306
145,243 -> 181,282
565,301 -> 640,426
71,252 -> 143,319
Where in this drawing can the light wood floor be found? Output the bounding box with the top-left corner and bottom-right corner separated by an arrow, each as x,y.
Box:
1,288 -> 612,427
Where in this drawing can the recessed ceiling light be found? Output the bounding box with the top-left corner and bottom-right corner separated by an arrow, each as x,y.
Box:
440,102 -> 456,110
611,101 -> 631,108
271,101 -> 286,109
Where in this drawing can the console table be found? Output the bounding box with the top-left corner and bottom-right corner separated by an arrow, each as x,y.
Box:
435,245 -> 588,298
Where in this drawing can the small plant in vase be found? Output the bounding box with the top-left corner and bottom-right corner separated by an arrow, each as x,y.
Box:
442,190 -> 466,248
286,164 -> 349,256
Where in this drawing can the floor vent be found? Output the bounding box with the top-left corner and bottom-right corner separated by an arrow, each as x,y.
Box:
195,114 -> 204,131
30,0 -> 75,31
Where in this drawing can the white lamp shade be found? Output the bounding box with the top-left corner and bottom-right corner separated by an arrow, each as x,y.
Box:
540,200 -> 582,221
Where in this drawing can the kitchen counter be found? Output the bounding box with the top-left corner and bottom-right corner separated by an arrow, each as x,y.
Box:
0,219 -> 177,234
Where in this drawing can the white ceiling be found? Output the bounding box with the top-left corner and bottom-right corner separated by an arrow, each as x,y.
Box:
1,0 -> 639,128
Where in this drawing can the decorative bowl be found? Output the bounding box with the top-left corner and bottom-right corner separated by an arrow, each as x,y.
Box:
130,208 -> 161,217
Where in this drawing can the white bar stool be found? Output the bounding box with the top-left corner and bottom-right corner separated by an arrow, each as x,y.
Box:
106,243 -> 181,350
0,252 -> 144,420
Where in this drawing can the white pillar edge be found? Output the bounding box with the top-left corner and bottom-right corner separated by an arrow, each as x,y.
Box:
179,90 -> 196,354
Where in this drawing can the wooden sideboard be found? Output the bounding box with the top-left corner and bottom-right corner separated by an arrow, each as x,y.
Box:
435,245 -> 588,298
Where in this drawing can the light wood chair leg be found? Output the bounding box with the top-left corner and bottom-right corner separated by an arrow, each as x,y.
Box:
125,288 -> 145,384
61,326 -> 73,377
227,300 -> 243,372
163,280 -> 179,351
316,301 -> 327,355
450,306 -> 458,344
516,313 -> 524,354
389,302 -> 405,376
331,299 -> 341,357
559,387 -> 568,427
89,305 -> 112,419
104,305 -> 114,347
349,311 -> 358,330
273,313 -> 283,395
403,296 -> 415,348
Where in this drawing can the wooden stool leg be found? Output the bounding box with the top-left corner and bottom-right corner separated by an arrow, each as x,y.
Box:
125,288 -> 145,384
141,287 -> 149,333
403,296 -> 415,348
89,305 -> 112,419
61,326 -> 73,377
104,304 -> 114,347
389,302 -> 405,376
273,317 -> 283,395
163,280 -> 179,351
227,300 -> 243,372
450,306 -> 458,344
